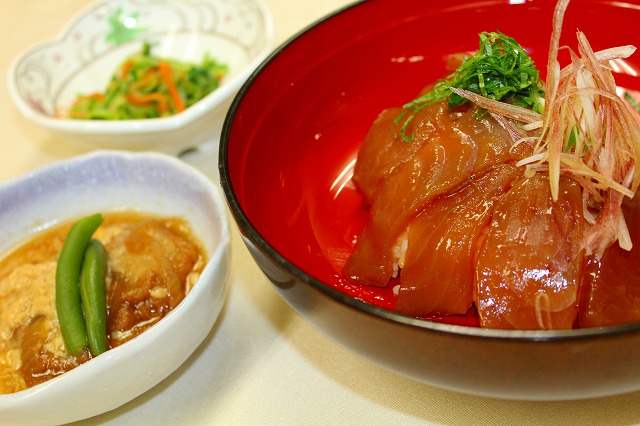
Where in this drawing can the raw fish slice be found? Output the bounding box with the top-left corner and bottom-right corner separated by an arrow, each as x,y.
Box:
475,174 -> 585,329
579,194 -> 640,327
353,104 -> 439,203
345,102 -> 514,287
396,164 -> 520,316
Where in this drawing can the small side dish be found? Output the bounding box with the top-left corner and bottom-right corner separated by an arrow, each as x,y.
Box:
0,151 -> 230,424
8,0 -> 274,152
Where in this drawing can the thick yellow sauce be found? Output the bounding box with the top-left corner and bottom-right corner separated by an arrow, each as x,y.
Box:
0,213 -> 206,394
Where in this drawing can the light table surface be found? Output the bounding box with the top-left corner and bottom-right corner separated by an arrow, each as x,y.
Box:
2,0 -> 640,424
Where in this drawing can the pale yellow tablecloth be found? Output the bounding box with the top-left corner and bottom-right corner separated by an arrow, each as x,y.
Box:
1,0 -> 640,424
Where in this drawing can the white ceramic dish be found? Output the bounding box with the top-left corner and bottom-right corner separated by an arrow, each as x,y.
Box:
7,0 -> 274,155
0,151 -> 231,425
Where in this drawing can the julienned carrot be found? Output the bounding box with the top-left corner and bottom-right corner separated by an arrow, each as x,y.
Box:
128,70 -> 158,92
158,61 -> 186,112
126,93 -> 170,113
119,60 -> 134,78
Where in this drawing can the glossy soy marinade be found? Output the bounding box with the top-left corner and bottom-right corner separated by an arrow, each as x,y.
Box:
346,96 -> 640,329
344,101 -> 520,288
0,212 -> 206,394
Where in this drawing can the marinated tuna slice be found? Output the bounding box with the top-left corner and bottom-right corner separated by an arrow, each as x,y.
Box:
395,164 -> 520,316
345,101 -> 515,287
475,174 -> 585,330
353,104 -> 440,203
579,194 -> 640,327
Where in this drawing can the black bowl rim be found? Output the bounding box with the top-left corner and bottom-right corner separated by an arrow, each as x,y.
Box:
218,0 -> 640,342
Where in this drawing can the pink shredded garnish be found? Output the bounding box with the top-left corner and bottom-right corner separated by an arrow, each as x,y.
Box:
444,0 -> 640,257
518,0 -> 640,257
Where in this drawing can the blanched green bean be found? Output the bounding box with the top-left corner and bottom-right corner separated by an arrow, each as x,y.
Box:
55,213 -> 103,356
80,239 -> 108,356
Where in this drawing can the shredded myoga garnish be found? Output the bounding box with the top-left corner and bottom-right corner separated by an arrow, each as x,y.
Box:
403,0 -> 640,257
517,0 -> 640,257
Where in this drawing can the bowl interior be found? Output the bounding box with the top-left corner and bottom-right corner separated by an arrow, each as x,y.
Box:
223,0 -> 640,322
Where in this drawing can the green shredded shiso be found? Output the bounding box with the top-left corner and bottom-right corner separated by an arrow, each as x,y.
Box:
625,91 -> 640,114
394,31 -> 545,142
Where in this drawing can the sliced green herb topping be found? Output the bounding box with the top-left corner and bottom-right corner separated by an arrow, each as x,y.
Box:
395,31 -> 545,142
625,91 -> 640,114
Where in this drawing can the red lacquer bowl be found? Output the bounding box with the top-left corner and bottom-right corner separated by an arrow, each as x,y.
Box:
220,0 -> 640,399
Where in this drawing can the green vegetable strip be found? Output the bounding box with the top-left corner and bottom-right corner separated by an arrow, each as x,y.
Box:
55,213 -> 103,356
80,239 -> 108,357
625,91 -> 640,114
395,31 -> 545,142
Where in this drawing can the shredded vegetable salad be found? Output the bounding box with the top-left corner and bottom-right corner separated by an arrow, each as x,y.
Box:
67,43 -> 228,120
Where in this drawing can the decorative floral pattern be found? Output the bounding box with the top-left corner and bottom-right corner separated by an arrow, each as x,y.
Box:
105,7 -> 148,45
